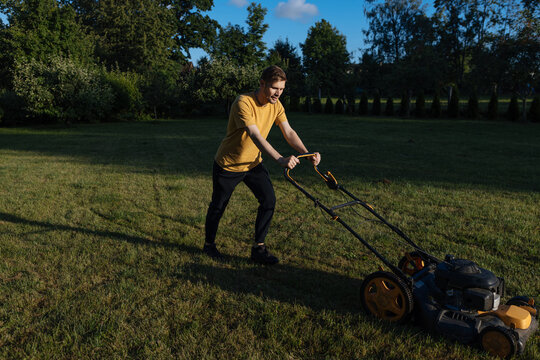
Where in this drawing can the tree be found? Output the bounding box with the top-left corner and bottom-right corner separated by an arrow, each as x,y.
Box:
209,2 -> 268,67
324,96 -> 334,114
415,90 -> 425,118
266,38 -> 305,96
448,86 -> 460,117
529,96 -> 540,122
66,0 -> 219,65
301,19 -> 350,97
487,90 -> 498,120
431,90 -> 442,118
507,95 -> 520,121
372,91 -> 382,115
467,90 -> 479,119
385,96 -> 394,116
359,92 -> 369,115
0,0 -> 95,87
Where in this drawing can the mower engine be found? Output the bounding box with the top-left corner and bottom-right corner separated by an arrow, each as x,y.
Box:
434,255 -> 504,312
411,254 -> 538,358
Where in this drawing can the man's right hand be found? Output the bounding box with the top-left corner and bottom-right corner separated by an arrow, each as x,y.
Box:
278,156 -> 300,169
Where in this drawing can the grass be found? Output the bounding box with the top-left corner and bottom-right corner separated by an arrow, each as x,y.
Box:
0,114 -> 539,359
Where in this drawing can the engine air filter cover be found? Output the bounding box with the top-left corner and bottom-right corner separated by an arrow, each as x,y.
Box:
435,256 -> 500,291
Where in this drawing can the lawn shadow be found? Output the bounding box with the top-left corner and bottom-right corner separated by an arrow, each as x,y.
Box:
0,116 -> 539,191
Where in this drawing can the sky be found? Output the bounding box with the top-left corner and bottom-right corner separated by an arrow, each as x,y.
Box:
190,0 -> 370,64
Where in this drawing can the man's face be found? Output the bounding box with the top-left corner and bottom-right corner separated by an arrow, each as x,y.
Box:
260,79 -> 286,104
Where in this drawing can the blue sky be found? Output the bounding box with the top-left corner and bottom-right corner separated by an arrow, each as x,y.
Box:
191,0 -> 370,63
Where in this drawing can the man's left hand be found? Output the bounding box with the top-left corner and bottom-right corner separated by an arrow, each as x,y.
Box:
310,152 -> 321,166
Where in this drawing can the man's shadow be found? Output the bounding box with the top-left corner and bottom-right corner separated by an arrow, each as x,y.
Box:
1,211 -> 364,314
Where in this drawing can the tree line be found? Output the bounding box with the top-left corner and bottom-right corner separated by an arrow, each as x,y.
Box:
0,0 -> 538,125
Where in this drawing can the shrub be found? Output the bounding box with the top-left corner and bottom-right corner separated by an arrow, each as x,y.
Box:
487,90 -> 498,120
324,96 -> 334,114
104,70 -> 144,121
507,95 -> 520,122
303,97 -> 311,112
399,91 -> 410,117
415,90 -> 425,118
312,97 -> 322,113
529,96 -> 540,123
359,92 -> 368,115
448,86 -> 460,118
290,96 -> 300,112
0,90 -> 27,125
335,98 -> 344,114
142,69 -> 179,118
431,91 -> 441,118
385,97 -> 394,116
12,56 -> 114,123
467,90 -> 479,119
372,91 -> 381,115
0,106 -> 3,123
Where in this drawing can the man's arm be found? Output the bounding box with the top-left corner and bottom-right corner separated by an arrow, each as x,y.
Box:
246,124 -> 300,169
278,121 -> 321,166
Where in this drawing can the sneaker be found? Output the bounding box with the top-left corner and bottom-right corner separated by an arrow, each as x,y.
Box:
251,245 -> 279,265
203,243 -> 224,260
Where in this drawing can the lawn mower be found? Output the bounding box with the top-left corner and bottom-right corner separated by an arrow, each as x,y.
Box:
284,153 -> 538,358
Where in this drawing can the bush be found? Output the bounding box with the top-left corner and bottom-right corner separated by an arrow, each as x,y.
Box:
359,92 -> 368,115
12,56 -> 114,123
104,70 -> 144,121
448,86 -> 460,118
385,97 -> 394,116
290,96 -> 300,112
399,91 -> 410,117
487,90 -> 498,120
142,69 -> 179,118
0,90 -> 27,125
312,97 -> 322,113
529,96 -> 540,123
507,95 -> 520,122
335,98 -> 344,114
324,96 -> 334,114
431,91 -> 441,118
415,90 -> 425,118
303,97 -> 311,112
372,91 -> 381,115
467,90 -> 479,119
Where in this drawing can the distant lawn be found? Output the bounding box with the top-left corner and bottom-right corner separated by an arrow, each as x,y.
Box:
0,114 -> 539,359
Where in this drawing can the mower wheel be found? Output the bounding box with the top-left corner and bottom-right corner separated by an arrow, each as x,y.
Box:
480,326 -> 518,358
398,251 -> 425,276
360,271 -> 413,323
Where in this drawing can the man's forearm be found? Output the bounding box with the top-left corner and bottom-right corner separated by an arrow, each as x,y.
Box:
250,131 -> 283,162
284,129 -> 308,154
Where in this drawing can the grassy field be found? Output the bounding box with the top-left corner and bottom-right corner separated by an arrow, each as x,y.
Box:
0,114 -> 539,359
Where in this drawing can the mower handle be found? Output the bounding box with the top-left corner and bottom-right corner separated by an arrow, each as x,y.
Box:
284,152 -> 339,190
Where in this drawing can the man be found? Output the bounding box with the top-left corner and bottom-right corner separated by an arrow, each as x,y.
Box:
204,65 -> 320,265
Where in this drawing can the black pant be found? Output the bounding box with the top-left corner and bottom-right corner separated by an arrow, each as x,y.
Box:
205,161 -> 276,244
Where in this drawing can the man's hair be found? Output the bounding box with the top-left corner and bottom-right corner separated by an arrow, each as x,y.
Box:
261,65 -> 287,83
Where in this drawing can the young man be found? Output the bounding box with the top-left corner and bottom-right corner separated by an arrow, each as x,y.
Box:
204,65 -> 320,265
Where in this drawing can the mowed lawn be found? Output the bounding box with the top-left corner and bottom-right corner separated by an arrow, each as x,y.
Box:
0,114 -> 539,359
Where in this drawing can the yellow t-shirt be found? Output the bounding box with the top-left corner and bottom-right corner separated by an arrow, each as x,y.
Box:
215,92 -> 287,172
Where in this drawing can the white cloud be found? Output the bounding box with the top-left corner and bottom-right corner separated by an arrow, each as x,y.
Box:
229,0 -> 248,7
275,0 -> 319,21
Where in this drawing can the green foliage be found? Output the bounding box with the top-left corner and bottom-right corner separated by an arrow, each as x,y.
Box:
301,20 -> 350,96
266,39 -> 305,96
448,86 -> 460,118
415,90 -> 425,118
0,104 -> 3,123
12,56 -> 114,123
185,58 -> 259,115
335,98 -> 344,114
0,90 -> 26,125
209,3 -> 268,67
431,91 -> 441,118
385,97 -> 394,116
324,96 -> 334,114
289,96 -> 300,112
142,69 -> 181,119
0,0 -> 95,87
103,70 -> 144,121
487,90 -> 498,120
312,97 -> 322,113
399,91 -> 410,117
467,91 -> 479,119
507,95 -> 520,122
303,96 -> 311,112
359,92 -> 368,115
529,96 -> 540,123
372,91 -> 381,115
